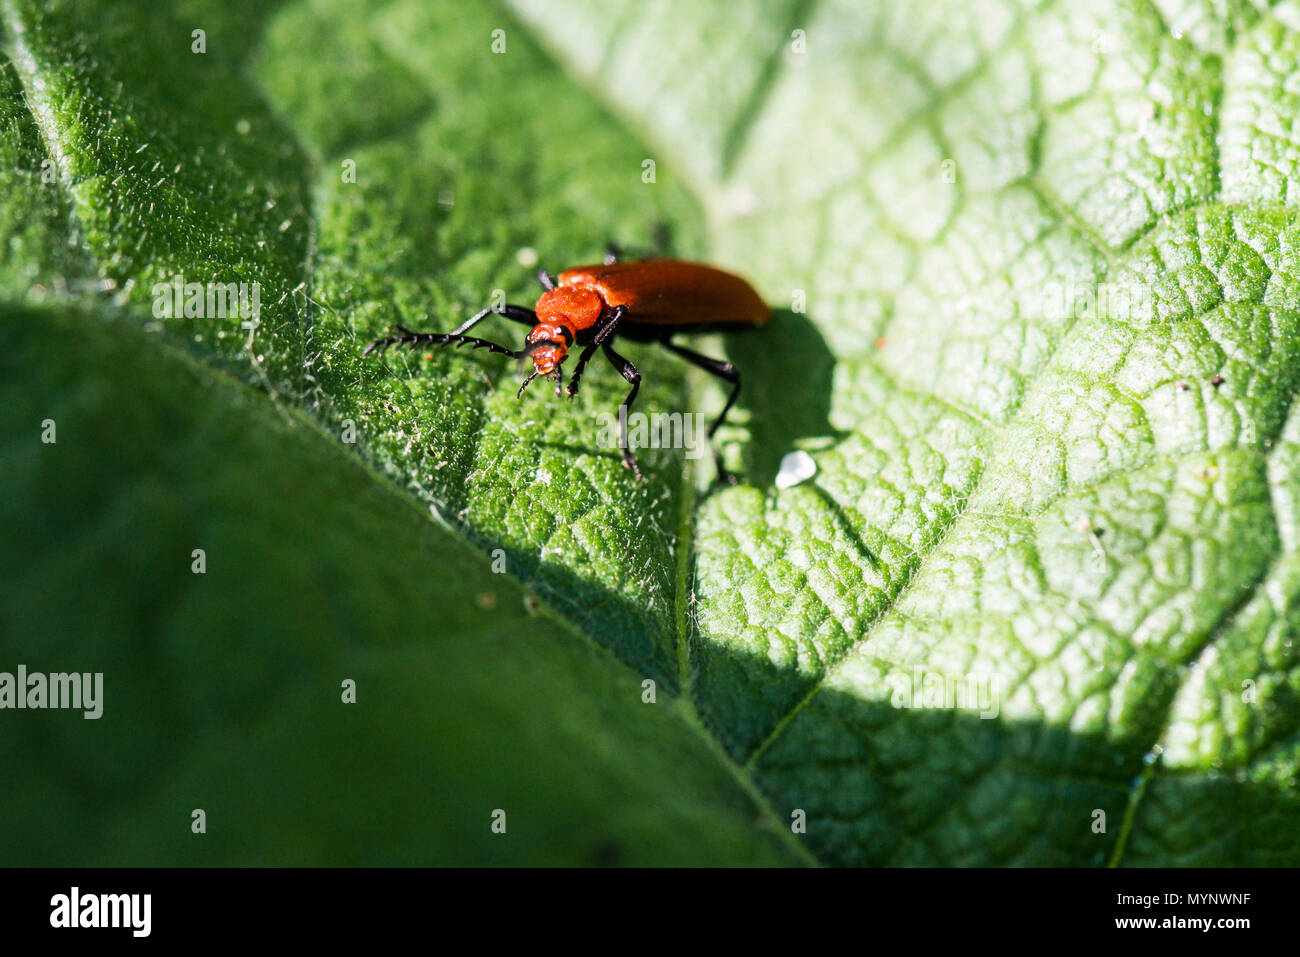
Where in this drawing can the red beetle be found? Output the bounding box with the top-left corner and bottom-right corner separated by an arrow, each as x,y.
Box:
365,248 -> 770,481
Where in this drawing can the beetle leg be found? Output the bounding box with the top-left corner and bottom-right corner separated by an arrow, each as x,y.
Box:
662,339 -> 741,484
592,306 -> 626,344
566,306 -> 626,397
566,343 -> 599,397
602,343 -> 643,479
450,304 -> 537,336
363,326 -> 520,359
604,224 -> 670,263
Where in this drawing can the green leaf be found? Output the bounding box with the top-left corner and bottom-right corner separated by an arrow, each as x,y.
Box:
2,0 -> 1299,865
0,300 -> 802,865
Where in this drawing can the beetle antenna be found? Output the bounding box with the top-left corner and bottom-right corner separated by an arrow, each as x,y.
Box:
363,327 -> 520,358
516,370 -> 539,398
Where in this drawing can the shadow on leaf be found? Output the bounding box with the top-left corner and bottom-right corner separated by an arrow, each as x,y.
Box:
723,309 -> 842,486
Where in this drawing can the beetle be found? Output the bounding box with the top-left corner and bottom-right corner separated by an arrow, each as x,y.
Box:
364,249 -> 770,481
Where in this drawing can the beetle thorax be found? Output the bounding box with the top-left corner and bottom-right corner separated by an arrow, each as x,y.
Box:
536,285 -> 604,332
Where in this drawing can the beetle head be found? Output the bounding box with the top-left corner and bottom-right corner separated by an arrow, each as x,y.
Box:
524,324 -> 570,375
521,286 -> 601,395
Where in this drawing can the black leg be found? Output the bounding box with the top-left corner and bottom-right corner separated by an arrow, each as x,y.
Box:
649,221 -> 670,256
566,306 -> 625,397
662,339 -> 741,484
363,325 -> 519,358
605,225 -> 670,264
567,342 -> 600,396
537,269 -> 556,291
602,342 -> 643,479
450,303 -> 537,336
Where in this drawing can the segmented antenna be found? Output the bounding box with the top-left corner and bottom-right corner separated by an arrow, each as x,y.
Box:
516,370 -> 540,398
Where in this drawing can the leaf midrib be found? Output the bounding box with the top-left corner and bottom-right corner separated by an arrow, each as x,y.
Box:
279,0 -> 819,866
